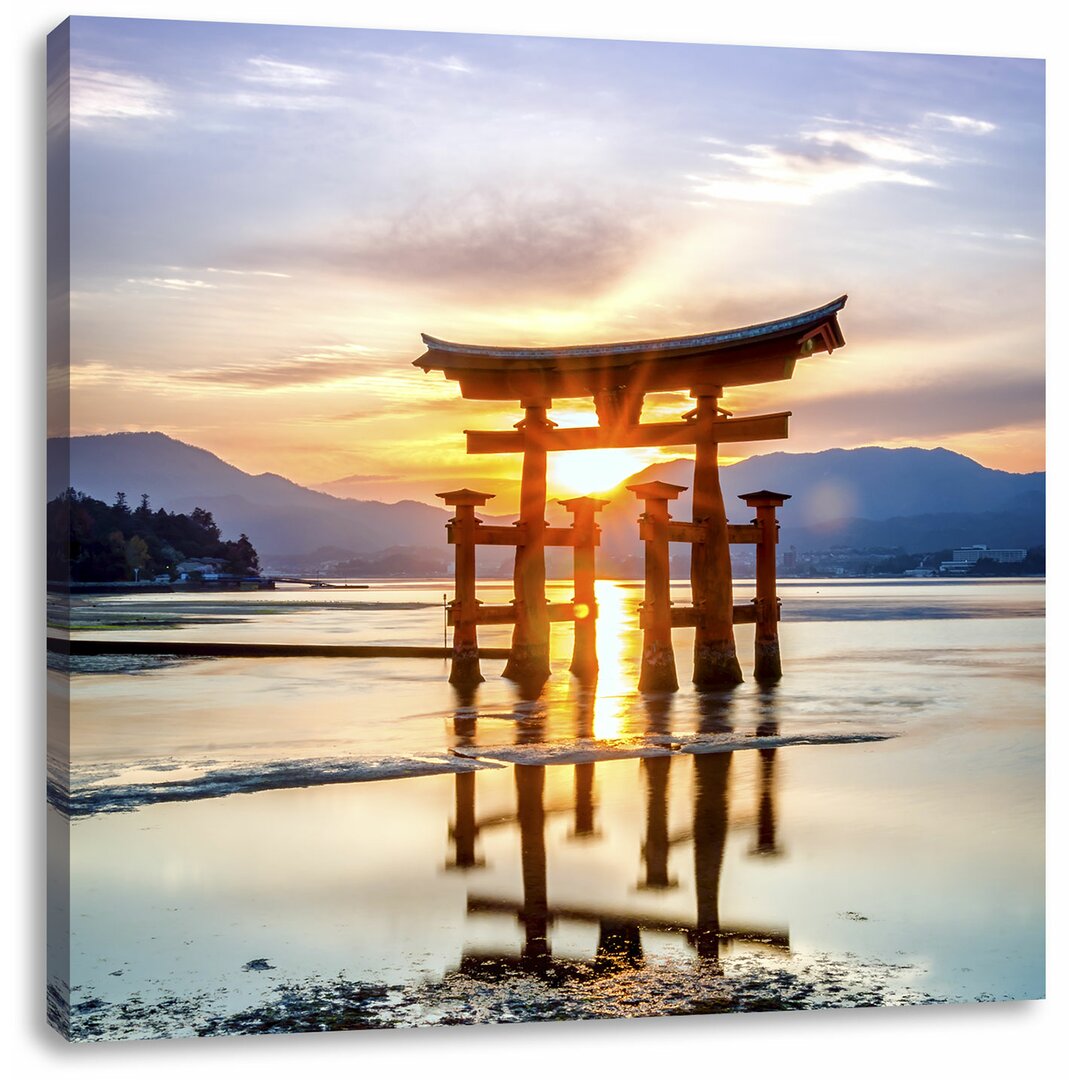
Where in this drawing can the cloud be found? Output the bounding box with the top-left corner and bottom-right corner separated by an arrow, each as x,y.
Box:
69,358 -> 348,393
245,189 -> 650,299
241,57 -> 337,88
690,141 -> 935,205
740,371 -> 1044,445
205,267 -> 292,279
691,115 -> 978,206
70,68 -> 172,126
68,345 -> 424,396
953,229 -> 1040,244
923,112 -> 997,135
363,51 -> 475,76
125,277 -> 214,291
230,57 -> 343,109
801,128 -> 941,165
230,90 -> 341,112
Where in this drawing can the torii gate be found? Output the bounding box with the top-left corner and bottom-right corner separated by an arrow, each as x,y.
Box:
415,296 -> 847,689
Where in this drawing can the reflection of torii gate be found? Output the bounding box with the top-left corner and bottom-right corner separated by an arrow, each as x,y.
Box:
416,296 -> 847,689
455,756 -> 788,970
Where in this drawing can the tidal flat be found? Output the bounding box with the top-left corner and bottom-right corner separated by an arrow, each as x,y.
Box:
48,579 -> 1045,1039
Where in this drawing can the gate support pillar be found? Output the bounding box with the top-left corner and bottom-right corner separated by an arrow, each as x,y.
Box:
557,495 -> 609,685
437,488 -> 494,687
738,490 -> 790,682
629,481 -> 684,693
690,390 -> 743,687
504,402 -> 552,685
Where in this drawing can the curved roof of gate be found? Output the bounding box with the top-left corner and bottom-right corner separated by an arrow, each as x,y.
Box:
415,296 -> 847,369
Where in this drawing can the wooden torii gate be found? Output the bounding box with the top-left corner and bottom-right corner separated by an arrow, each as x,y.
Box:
416,296 -> 847,689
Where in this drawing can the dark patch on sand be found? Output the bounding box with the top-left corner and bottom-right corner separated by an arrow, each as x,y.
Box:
63,952 -> 949,1041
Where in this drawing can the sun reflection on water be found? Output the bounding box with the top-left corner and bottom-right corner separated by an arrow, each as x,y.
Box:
590,580 -> 640,740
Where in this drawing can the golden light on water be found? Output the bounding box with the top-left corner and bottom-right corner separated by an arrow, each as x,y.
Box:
590,580 -> 640,741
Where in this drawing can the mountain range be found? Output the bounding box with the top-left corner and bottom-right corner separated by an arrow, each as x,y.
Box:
47,432 -> 1045,574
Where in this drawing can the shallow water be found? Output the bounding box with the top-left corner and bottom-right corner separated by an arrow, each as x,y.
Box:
49,578 -> 1045,1038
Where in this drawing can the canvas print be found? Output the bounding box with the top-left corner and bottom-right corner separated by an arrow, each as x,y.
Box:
46,16 -> 1045,1041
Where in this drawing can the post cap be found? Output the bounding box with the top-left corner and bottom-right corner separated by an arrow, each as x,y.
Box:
557,495 -> 611,512
738,490 -> 792,507
435,488 -> 496,507
627,481 -> 687,501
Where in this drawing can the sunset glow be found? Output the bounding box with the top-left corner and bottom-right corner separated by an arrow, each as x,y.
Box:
549,448 -> 664,499
56,19 -> 1045,509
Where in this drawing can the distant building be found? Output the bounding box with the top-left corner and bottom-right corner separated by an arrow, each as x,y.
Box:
903,567 -> 935,577
176,558 -> 225,581
939,544 -> 1027,574
782,545 -> 797,572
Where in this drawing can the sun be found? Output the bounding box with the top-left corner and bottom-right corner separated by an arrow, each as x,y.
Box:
548,448 -> 660,498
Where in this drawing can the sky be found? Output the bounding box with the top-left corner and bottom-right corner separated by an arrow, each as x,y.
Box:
55,16 -> 1045,509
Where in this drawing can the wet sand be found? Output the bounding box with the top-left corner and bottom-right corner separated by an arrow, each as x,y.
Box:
49,579 -> 1045,1039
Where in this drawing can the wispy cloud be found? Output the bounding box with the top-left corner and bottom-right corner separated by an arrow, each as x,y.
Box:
70,68 -> 172,126
205,267 -> 292,279
231,90 -> 341,112
246,189 -> 650,299
737,371 -> 1044,447
363,51 -> 475,76
691,109 -> 1004,206
953,228 -> 1040,244
241,57 -> 338,88
70,345 -> 393,394
688,113 -> 962,207
125,277 -> 214,291
924,112 -> 997,135
801,128 -> 941,165
690,141 -> 935,206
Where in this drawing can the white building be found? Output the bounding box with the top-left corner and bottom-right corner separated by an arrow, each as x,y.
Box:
176,558 -> 225,581
939,544 -> 1028,573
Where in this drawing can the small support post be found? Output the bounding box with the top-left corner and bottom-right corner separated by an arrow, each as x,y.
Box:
690,388 -> 743,687
629,481 -> 684,693
504,402 -> 552,685
557,495 -> 609,685
437,488 -> 495,687
738,490 -> 791,681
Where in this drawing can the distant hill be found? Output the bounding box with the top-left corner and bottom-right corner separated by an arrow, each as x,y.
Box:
622,446 -> 1045,526
48,433 -> 1045,573
47,432 -> 451,562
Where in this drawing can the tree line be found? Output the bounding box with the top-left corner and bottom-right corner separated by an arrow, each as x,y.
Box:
46,489 -> 260,583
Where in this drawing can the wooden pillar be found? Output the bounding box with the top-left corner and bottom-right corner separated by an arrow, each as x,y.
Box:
557,495 -> 608,684
750,748 -> 780,857
571,685 -> 597,837
640,756 -> 676,890
629,481 -> 683,693
437,488 -> 494,687
739,490 -> 790,681
690,389 -> 743,687
691,750 -> 732,961
515,764 -> 550,960
450,772 -> 480,869
504,402 -> 551,685
573,763 -> 596,837
595,920 -> 643,969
